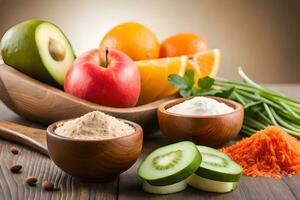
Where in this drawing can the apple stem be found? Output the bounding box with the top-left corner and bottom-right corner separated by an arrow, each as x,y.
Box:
105,47 -> 109,68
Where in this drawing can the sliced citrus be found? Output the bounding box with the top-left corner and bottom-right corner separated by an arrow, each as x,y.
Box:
189,49 -> 221,79
136,56 -> 188,105
157,56 -> 187,99
136,49 -> 220,105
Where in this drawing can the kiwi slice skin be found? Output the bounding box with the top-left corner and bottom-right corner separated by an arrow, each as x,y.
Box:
196,165 -> 241,182
138,141 -> 201,186
195,146 -> 242,182
142,180 -> 187,194
187,173 -> 238,193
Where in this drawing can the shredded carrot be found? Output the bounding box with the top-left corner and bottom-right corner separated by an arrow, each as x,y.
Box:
221,126 -> 300,179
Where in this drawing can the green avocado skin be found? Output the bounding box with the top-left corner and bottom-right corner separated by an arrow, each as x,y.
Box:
1,19 -> 61,87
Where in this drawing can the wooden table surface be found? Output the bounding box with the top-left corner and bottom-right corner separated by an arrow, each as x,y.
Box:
0,84 -> 300,200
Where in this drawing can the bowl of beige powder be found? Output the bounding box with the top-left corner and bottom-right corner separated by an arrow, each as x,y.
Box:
46,111 -> 143,181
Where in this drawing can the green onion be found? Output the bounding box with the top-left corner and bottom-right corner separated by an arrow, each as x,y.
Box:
168,68 -> 300,138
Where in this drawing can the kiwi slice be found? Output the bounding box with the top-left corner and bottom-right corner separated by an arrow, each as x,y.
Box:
138,141 -> 201,186
142,180 -> 187,194
187,174 -> 237,193
195,146 -> 242,182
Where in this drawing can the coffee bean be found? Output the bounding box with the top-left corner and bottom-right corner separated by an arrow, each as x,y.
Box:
42,180 -> 54,191
10,146 -> 19,155
26,176 -> 38,186
10,164 -> 22,173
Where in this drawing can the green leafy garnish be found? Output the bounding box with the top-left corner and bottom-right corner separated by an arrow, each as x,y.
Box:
184,69 -> 195,88
168,74 -> 188,89
168,67 -> 300,138
198,76 -> 214,89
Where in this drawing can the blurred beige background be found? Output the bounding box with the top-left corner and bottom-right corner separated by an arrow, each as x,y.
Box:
0,0 -> 299,83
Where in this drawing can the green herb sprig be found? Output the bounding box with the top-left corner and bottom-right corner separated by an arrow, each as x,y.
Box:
168,68 -> 300,137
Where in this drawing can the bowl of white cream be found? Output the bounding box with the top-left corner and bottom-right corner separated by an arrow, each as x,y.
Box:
157,96 -> 244,147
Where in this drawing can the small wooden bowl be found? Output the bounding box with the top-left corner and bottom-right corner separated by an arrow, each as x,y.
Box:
46,119 -> 143,181
157,97 -> 244,147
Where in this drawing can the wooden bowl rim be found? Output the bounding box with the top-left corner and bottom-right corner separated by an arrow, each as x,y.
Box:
47,118 -> 143,143
0,64 -> 175,114
158,96 -> 244,119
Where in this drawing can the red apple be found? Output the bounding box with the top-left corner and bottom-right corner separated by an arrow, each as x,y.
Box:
64,48 -> 141,108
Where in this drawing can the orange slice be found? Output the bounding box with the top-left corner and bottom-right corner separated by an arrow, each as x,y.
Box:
188,48 -> 221,79
136,56 -> 187,105
136,49 -> 220,105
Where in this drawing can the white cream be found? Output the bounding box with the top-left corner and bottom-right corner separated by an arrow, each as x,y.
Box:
167,97 -> 234,116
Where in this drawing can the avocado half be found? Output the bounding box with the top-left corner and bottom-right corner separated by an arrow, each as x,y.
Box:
0,19 -> 75,86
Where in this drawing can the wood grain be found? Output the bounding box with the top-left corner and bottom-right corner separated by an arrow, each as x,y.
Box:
0,118 -> 142,181
1,85 -> 300,200
46,120 -> 143,181
0,101 -> 117,200
0,140 -> 117,200
0,64 -> 174,132
0,120 -> 47,155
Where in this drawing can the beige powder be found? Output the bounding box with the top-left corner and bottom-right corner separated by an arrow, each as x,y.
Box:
55,111 -> 135,140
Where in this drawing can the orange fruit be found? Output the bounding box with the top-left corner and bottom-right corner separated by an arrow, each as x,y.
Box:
159,33 -> 208,58
136,49 -> 220,105
136,56 -> 188,105
100,22 -> 159,61
188,48 -> 221,79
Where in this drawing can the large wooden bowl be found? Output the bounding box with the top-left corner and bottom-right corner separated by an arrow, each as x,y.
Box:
0,64 -> 174,132
157,97 -> 244,147
47,119 -> 143,181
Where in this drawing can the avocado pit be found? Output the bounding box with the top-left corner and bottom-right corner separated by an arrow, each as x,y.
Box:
48,38 -> 66,61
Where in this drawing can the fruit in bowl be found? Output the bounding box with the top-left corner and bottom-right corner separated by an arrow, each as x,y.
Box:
136,56 -> 187,105
64,48 -> 141,108
0,19 -> 221,109
0,19 -> 75,86
100,22 -> 159,61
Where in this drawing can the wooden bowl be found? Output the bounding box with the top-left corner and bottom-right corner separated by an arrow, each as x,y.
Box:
46,119 -> 143,181
0,64 -> 175,132
157,97 -> 244,147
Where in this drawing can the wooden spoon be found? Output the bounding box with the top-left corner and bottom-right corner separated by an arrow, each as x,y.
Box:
0,120 -> 48,155
0,119 -> 143,181
0,64 -> 174,131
